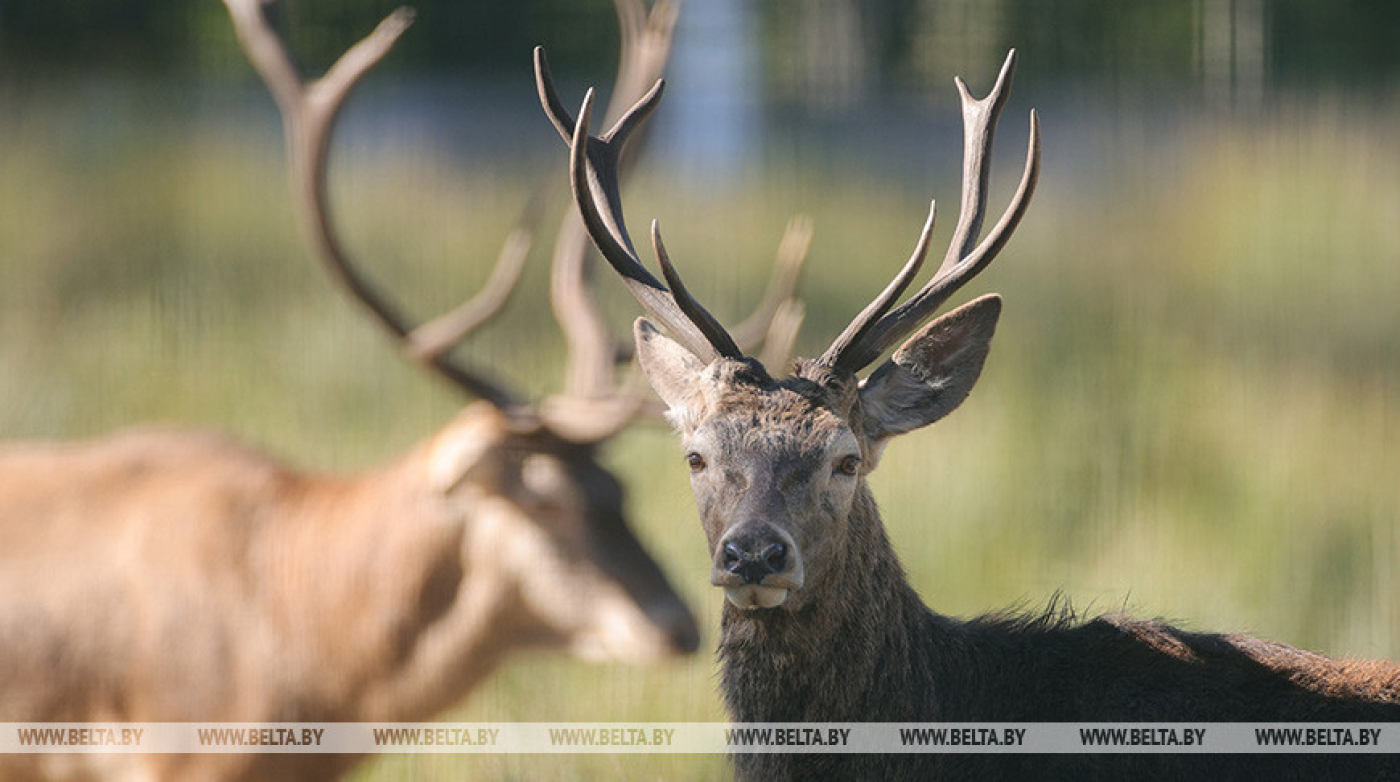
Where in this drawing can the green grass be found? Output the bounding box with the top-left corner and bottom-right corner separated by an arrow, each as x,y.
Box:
1,90 -> 1397,780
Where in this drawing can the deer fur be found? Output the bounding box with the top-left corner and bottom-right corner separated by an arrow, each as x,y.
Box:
633,302 -> 1400,781
0,404 -> 696,781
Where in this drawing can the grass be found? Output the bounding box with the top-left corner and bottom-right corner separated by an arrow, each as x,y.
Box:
1,82 -> 1397,780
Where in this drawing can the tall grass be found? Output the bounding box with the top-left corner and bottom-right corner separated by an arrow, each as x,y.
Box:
1,84 -> 1396,779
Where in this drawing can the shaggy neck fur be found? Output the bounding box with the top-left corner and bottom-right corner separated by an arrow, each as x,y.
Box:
713,455 -> 1400,781
718,486 -> 951,724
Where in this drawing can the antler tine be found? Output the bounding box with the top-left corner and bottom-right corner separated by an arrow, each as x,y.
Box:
224,0 -> 522,408
535,45 -> 577,144
860,110 -> 1040,363
534,42 -> 668,150
820,201 -> 937,372
731,214 -> 813,354
823,49 -> 1041,375
941,49 -> 1018,274
549,209 -> 617,398
537,49 -> 741,363
603,212 -> 815,368
652,221 -> 743,359
405,185 -> 546,361
610,0 -> 678,129
756,298 -> 807,375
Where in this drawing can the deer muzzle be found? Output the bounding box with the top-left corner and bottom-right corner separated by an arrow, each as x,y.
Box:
711,524 -> 803,610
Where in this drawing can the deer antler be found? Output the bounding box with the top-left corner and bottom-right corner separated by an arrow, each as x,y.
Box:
224,0 -> 528,408
542,2 -> 808,393
549,0 -> 678,400
535,49 -> 742,364
540,41 -> 1032,383
756,297 -> 807,373
821,50 -> 1041,375
731,215 -> 812,353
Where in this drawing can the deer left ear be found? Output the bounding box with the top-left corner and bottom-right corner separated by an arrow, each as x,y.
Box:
858,294 -> 1001,443
427,406 -> 508,494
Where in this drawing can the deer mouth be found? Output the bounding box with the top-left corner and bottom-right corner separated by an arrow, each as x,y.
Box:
568,592 -> 700,661
714,572 -> 803,610
722,584 -> 790,610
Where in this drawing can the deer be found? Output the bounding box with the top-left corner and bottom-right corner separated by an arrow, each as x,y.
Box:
536,46 -> 1400,781
0,1 -> 811,780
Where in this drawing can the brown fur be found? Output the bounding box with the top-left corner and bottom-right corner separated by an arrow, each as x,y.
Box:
0,406 -> 696,781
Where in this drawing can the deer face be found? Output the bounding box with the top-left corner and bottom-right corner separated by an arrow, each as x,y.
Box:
674,364 -> 862,611
634,296 -> 1001,612
427,403 -> 698,660
535,43 -> 1035,614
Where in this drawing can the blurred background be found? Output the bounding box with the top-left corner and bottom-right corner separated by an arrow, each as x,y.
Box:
2,1 -> 1398,779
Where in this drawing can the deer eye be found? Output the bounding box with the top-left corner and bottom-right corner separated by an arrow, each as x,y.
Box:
686,453 -> 707,473
836,455 -> 861,476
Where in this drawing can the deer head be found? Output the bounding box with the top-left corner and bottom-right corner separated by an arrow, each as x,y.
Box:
219,0 -> 728,663
536,48 -> 1039,611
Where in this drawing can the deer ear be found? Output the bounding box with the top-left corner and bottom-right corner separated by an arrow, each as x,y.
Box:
634,318 -> 706,414
427,405 -> 507,494
858,294 -> 1001,443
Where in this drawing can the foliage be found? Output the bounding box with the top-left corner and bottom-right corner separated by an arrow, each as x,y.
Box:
3,0 -> 1399,90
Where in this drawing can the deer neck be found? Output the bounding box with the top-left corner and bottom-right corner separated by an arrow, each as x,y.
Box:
264,449 -> 522,722
717,483 -> 945,723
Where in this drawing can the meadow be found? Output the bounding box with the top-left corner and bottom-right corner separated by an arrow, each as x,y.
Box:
0,72 -> 1397,779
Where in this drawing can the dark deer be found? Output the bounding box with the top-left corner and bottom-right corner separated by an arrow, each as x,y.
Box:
536,47 -> 1400,780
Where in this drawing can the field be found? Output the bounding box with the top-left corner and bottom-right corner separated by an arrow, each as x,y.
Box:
1,73 -> 1397,779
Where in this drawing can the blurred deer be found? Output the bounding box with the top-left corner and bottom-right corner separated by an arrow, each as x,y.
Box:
0,1 -> 810,780
538,46 -> 1400,780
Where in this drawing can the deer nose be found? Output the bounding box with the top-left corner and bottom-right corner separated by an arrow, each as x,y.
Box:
670,615 -> 701,654
722,540 -> 788,585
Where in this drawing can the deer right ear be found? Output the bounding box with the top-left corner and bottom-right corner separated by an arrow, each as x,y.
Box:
858,294 -> 1001,444
634,318 -> 706,415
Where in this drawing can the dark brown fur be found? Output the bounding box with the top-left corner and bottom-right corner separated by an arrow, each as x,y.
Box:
692,362 -> 1400,781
